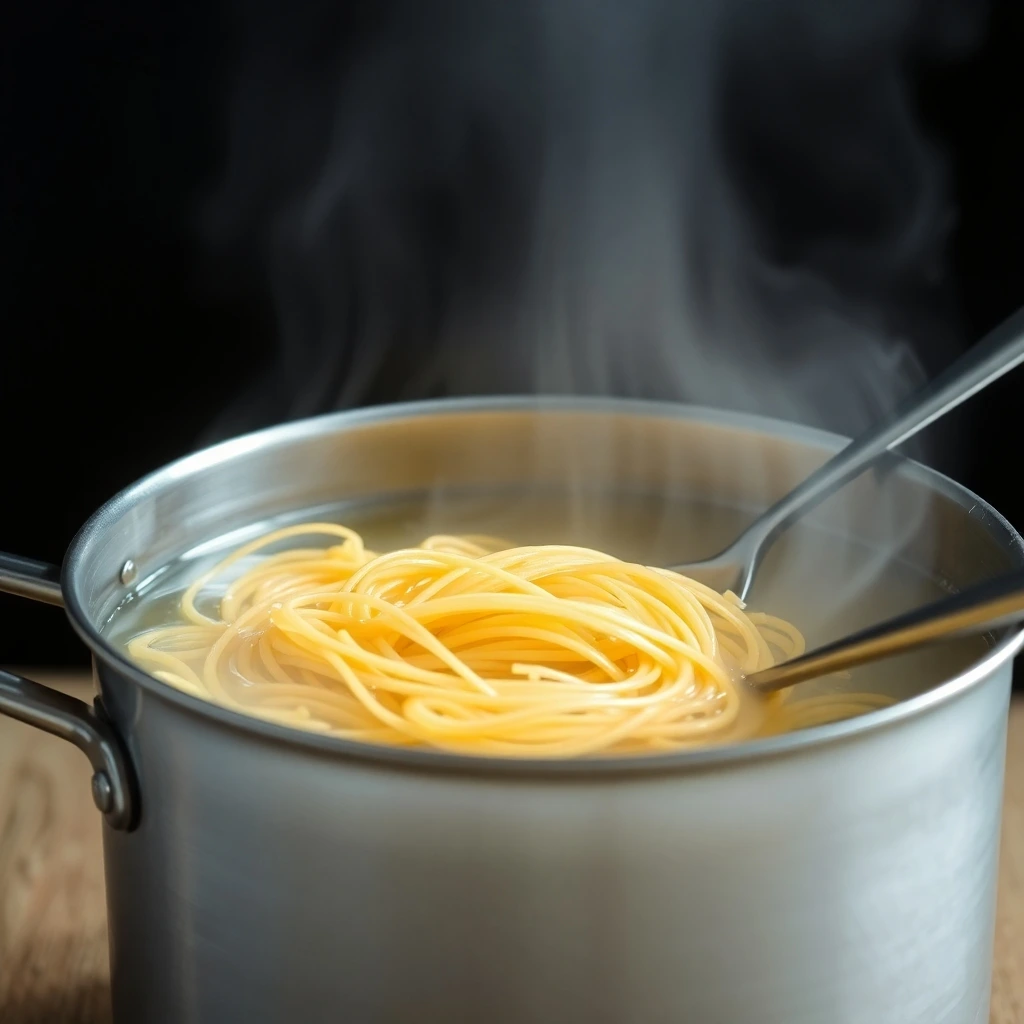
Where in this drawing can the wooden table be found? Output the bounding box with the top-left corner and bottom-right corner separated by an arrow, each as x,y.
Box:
1,676 -> 1023,1023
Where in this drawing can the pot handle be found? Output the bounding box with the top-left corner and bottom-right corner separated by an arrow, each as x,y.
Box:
0,670 -> 137,830
0,553 -> 138,831
0,552 -> 65,606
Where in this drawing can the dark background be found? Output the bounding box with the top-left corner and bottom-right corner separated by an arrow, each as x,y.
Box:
2,0 -> 1023,667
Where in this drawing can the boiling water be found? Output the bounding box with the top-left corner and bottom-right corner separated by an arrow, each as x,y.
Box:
105,488 -> 988,737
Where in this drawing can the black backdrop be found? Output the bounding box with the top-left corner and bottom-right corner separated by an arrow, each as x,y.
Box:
2,0 -> 1023,667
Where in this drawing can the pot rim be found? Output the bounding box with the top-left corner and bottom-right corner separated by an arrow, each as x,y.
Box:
61,395 -> 1024,778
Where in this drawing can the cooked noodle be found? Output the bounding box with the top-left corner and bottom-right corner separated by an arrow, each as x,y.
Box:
126,523 -> 892,756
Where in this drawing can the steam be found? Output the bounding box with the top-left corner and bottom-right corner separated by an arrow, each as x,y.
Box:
200,0 -> 987,623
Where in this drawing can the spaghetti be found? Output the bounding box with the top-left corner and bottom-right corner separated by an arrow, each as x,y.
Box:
126,523 -> 889,756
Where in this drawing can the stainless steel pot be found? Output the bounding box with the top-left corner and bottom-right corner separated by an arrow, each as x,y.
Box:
1,397 -> 1021,1024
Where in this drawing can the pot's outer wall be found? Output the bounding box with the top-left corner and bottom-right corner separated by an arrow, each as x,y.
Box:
96,653 -> 1009,1024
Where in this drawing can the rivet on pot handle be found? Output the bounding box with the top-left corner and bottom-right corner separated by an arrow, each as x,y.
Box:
0,552 -> 138,831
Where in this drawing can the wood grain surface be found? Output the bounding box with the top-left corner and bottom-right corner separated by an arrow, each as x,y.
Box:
1,675 -> 1022,1023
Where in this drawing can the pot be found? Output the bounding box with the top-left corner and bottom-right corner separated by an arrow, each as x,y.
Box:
1,397 -> 1021,1024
